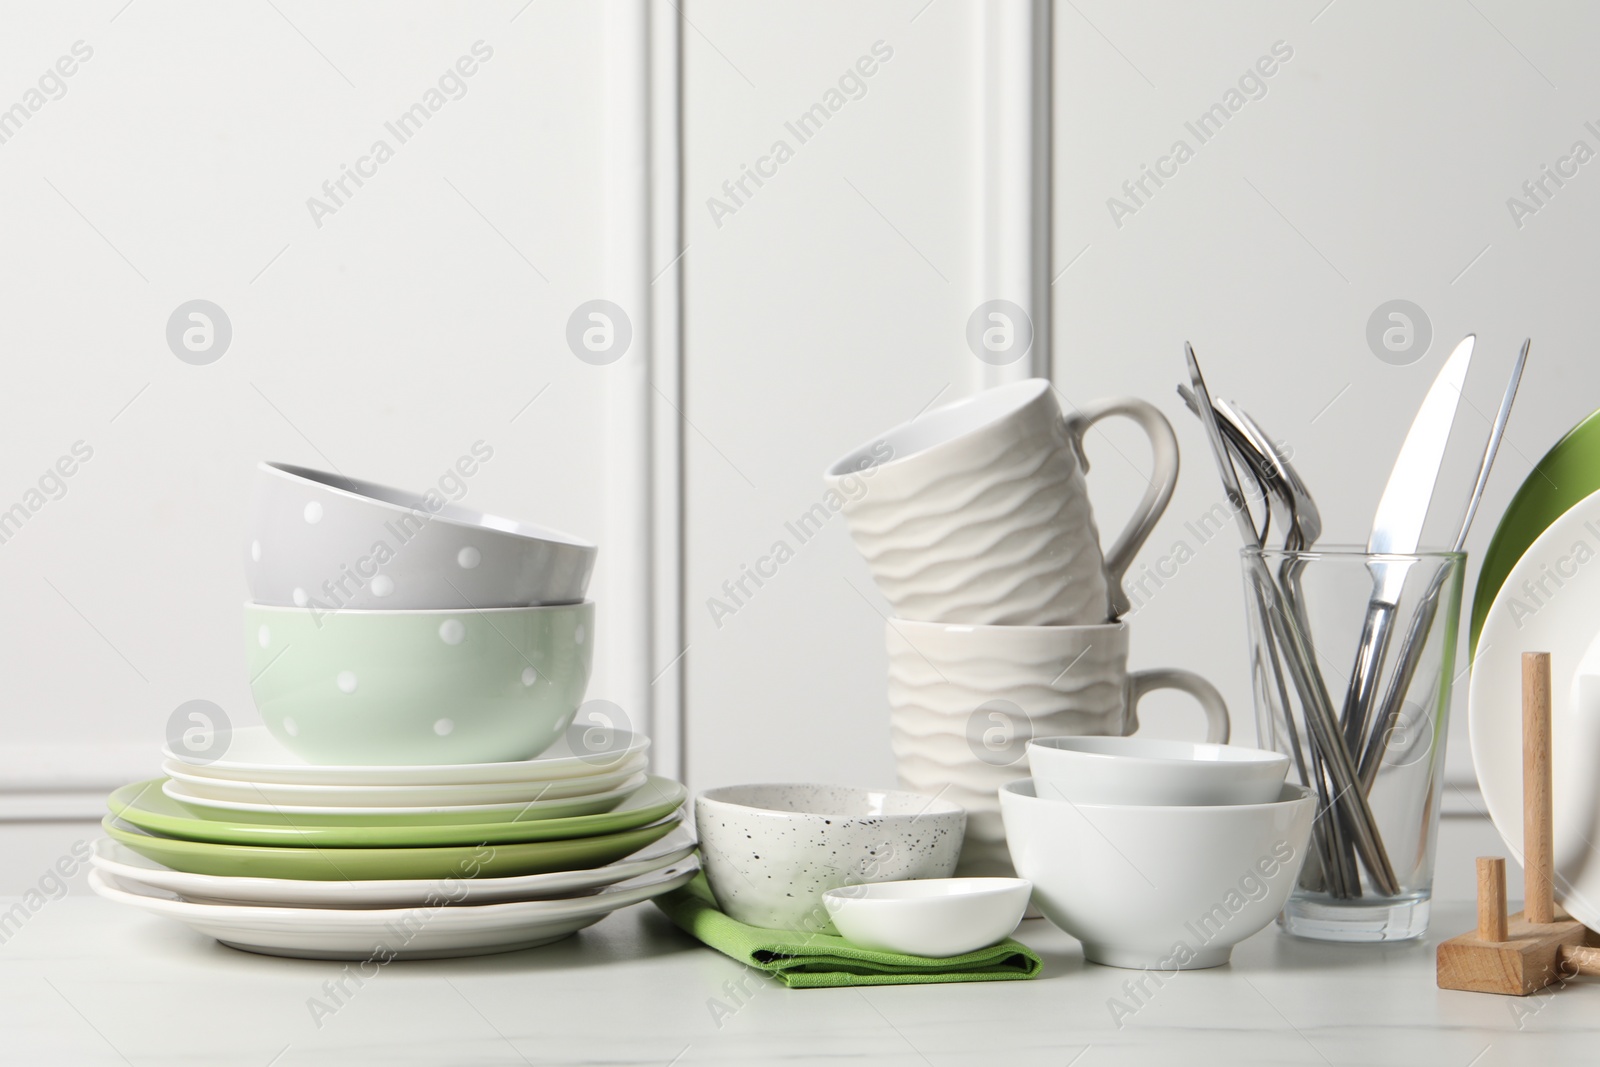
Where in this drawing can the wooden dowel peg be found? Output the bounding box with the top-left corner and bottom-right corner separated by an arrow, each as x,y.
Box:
1437,652 -> 1594,996
1524,652 -> 1554,924
1477,857 -> 1508,942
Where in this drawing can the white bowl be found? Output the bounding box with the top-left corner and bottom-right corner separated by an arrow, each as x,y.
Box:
1027,736 -> 1289,806
999,778 -> 1313,970
248,462 -> 596,610
695,784 -> 965,932
823,877 -> 1030,957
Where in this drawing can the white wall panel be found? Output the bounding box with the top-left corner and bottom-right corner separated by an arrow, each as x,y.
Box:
682,0 -> 979,791
0,2 -> 615,793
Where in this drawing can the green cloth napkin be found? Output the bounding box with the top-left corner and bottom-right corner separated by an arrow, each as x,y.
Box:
653,873 -> 1043,988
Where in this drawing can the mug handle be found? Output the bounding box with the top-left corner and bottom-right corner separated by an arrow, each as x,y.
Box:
1061,397 -> 1180,617
1127,668 -> 1230,743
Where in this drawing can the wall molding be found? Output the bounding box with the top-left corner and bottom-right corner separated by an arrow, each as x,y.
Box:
0,744 -> 158,822
604,0 -> 685,780
975,0 -> 1053,390
649,0 -> 686,782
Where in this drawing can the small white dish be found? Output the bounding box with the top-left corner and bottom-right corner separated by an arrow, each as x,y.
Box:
91,831 -> 696,908
1027,736 -> 1289,806
160,756 -> 648,807
823,877 -> 1030,957
163,726 -> 650,787
161,773 -> 647,821
696,784 -> 965,932
89,861 -> 696,960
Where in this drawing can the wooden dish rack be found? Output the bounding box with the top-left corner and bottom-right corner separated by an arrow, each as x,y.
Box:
1437,651 -> 1600,995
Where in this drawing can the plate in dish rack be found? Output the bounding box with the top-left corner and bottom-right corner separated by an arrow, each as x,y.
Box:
1470,486 -> 1600,930
90,861 -> 698,959
1469,407 -> 1600,656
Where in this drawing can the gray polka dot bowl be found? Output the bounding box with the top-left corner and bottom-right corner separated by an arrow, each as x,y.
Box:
247,462 -> 596,611
695,784 -> 965,933
244,601 -> 593,765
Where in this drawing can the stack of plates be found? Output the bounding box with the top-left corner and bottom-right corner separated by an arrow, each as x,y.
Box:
94,727 -> 694,959
1469,408 -> 1600,931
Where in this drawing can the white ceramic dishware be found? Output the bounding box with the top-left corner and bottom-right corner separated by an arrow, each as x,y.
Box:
695,784 -> 965,932
160,758 -> 648,807
89,861 -> 697,960
822,379 -> 1179,623
164,726 -> 649,787
822,877 -> 1031,957
248,461 -> 596,610
1027,737 -> 1289,806
161,773 -> 646,822
244,602 -> 593,765
91,831 -> 696,908
1470,485 -> 1600,932
888,619 -> 1229,741
888,618 -> 1228,876
999,778 -> 1314,969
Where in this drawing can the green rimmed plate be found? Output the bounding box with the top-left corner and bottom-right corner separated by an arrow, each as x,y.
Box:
1470,406 -> 1600,657
103,813 -> 682,880
107,776 -> 686,848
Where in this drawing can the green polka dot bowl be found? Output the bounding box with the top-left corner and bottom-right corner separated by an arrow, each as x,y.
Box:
244,601 -> 594,765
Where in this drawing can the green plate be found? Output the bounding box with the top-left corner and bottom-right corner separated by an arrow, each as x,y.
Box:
103,815 -> 680,881
107,776 -> 687,848
1470,407 -> 1600,657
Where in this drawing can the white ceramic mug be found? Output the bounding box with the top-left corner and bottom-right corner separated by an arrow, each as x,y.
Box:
886,619 -> 1229,876
823,379 -> 1179,623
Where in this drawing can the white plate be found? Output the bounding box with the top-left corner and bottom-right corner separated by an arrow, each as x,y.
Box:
90,861 -> 698,959
161,773 -> 648,820
91,830 -> 696,907
160,756 -> 648,808
1470,486 -> 1600,929
166,725 -> 650,786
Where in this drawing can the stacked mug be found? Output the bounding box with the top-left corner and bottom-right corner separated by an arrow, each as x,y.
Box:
825,380 -> 1230,877
244,462 -> 599,766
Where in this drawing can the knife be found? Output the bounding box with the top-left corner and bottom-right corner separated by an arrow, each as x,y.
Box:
1339,333 -> 1476,754
1356,338 -> 1527,790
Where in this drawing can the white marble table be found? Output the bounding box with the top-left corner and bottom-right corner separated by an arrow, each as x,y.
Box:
2,893 -> 1597,1066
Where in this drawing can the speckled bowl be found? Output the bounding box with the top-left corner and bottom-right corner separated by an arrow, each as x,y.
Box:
244,601 -> 593,765
695,784 -> 965,932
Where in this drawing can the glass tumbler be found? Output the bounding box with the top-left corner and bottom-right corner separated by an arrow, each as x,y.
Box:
1240,546 -> 1465,942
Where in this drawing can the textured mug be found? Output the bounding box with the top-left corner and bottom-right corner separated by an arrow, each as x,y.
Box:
823,379 -> 1179,623
885,619 -> 1228,877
